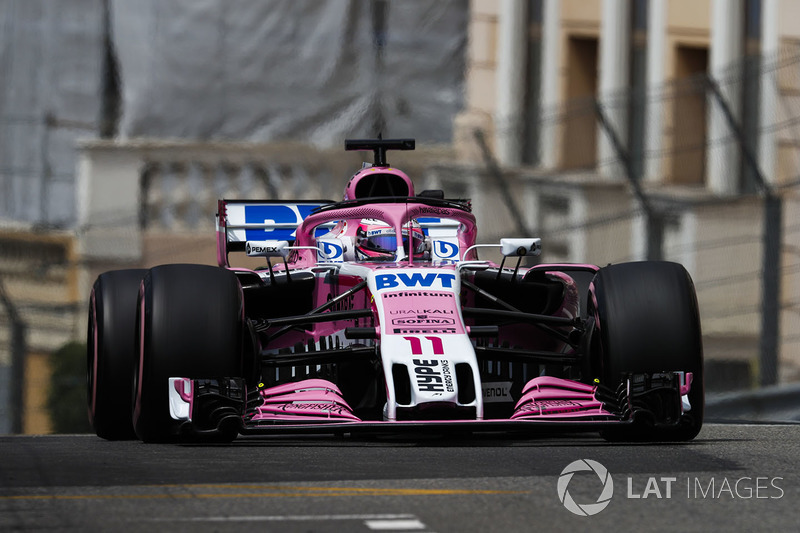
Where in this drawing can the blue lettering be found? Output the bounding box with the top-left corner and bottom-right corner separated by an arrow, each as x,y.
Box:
296,204 -> 319,221
397,273 -> 437,288
244,205 -> 297,241
375,274 -> 400,290
437,273 -> 456,288
243,203 -> 328,241
375,272 -> 458,290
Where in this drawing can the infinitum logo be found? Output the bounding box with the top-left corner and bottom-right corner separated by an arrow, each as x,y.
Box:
557,459 -> 614,516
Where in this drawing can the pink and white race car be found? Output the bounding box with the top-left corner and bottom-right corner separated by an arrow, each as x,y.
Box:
88,138 -> 703,443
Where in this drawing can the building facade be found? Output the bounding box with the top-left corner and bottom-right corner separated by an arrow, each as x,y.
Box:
452,0 -> 800,384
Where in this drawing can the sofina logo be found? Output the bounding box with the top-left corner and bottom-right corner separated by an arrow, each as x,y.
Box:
557,459 -> 614,516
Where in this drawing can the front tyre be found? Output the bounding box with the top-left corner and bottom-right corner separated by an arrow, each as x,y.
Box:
133,264 -> 243,443
88,269 -> 148,440
591,261 -> 704,441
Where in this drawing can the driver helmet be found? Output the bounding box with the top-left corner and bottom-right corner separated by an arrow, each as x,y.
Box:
355,219 -> 427,261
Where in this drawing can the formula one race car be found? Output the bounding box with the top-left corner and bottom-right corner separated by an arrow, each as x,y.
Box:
88,138 -> 704,443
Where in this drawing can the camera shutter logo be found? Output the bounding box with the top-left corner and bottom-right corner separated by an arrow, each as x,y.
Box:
557,459 -> 614,516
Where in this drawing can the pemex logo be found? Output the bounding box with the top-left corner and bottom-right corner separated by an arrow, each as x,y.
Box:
557,459 -> 614,516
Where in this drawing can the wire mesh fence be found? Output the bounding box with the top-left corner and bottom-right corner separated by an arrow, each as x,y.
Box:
2,45 -> 800,432
474,45 -> 800,391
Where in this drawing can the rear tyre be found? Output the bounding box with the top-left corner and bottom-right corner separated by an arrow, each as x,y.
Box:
133,264 -> 243,443
88,269 -> 148,440
591,261 -> 704,441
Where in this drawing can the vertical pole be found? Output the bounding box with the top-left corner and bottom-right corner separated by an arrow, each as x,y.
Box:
370,0 -> 388,136
760,194 -> 781,385
539,0 -> 561,169
646,213 -> 664,262
0,278 -> 27,434
706,76 -> 781,386
707,0 -> 744,195
597,0 -> 631,179
10,321 -> 26,434
40,115 -> 52,225
495,0 -> 528,166
99,0 -> 121,139
644,0 -> 667,183
522,0 -> 544,166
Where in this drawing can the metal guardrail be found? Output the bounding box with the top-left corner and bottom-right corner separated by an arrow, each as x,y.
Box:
706,384 -> 800,422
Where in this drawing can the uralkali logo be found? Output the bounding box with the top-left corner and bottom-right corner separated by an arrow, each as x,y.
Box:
557,459 -> 614,516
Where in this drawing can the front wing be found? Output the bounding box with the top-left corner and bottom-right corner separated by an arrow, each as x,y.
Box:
167,372 -> 695,437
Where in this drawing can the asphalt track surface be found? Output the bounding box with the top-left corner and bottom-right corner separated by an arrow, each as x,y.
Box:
2,424 -> 799,532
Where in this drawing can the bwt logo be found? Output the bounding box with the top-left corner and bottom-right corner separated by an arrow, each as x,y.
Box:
557,459 -> 614,516
375,272 -> 456,291
244,204 -> 322,240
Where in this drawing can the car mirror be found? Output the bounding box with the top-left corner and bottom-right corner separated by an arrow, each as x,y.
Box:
500,238 -> 542,257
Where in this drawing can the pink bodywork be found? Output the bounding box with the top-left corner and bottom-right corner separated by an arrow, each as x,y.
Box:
511,376 -> 616,420
292,202 -> 478,266
343,166 -> 415,201
250,379 -> 361,423
246,376 -> 619,424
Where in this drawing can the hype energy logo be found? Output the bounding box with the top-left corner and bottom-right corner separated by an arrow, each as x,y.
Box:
557,459 -> 614,516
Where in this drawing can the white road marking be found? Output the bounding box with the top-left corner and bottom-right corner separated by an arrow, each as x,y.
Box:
365,518 -> 427,530
154,513 -> 417,522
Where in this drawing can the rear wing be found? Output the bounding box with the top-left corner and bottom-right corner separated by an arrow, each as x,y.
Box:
216,199 -> 333,267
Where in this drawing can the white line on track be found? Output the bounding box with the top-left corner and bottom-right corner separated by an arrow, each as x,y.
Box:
365,518 -> 427,530
150,513 -> 417,522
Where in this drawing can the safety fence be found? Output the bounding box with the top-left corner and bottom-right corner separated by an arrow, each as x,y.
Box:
2,47 -> 800,432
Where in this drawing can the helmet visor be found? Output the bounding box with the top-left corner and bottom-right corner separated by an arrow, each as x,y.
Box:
364,234 -> 424,254
365,234 -> 397,254
404,233 -> 426,254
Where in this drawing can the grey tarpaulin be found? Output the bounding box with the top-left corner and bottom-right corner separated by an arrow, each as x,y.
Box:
113,0 -> 468,144
0,0 -> 106,226
0,0 -> 468,226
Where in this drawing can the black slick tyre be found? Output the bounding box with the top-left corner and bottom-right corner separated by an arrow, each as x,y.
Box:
591,261 -> 704,441
88,269 -> 148,440
133,264 -> 243,443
